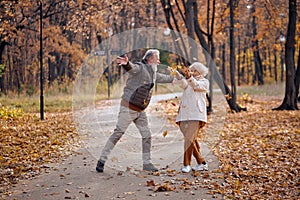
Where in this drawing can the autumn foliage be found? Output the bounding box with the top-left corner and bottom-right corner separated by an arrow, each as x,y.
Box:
0,0 -> 299,199
0,0 -> 298,95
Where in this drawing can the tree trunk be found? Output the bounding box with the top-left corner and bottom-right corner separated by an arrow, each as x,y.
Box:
160,0 -> 189,65
294,47 -> 300,104
161,0 -> 245,112
237,34 -> 241,86
229,0 -> 237,104
274,0 -> 297,110
185,0 -> 197,60
13,57 -> 21,94
242,47 -> 247,83
280,44 -> 285,82
0,41 -> 9,94
251,0 -> 264,85
221,43 -> 226,81
267,48 -> 272,78
207,0 -> 216,113
274,49 -> 278,83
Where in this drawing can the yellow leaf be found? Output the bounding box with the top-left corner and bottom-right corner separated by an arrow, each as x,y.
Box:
170,71 -> 177,76
33,153 -> 39,158
225,94 -> 232,100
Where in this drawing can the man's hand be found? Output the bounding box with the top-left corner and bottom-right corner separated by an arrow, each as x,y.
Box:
117,54 -> 129,66
168,66 -> 182,79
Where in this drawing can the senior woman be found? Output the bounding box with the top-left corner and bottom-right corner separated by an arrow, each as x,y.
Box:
173,62 -> 209,173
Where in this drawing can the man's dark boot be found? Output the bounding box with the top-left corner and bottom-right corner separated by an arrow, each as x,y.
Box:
96,160 -> 105,173
143,163 -> 158,172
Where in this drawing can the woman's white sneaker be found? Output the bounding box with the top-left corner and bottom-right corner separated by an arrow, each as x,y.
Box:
192,163 -> 208,171
181,165 -> 191,173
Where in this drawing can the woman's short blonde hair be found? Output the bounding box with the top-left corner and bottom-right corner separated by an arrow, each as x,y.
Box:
189,62 -> 208,76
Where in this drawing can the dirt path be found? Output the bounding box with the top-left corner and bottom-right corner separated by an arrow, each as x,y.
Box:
7,94 -> 223,200
7,148 -> 222,200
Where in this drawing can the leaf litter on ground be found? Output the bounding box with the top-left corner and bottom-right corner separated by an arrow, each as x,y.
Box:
0,94 -> 299,199
0,110 -> 79,196
154,94 -> 299,199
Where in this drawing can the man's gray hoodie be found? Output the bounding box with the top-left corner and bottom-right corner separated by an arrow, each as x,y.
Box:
121,60 -> 174,111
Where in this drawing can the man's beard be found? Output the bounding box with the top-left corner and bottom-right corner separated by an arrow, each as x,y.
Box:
151,64 -> 158,72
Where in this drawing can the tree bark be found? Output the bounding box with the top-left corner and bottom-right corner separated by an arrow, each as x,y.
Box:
237,34 -> 241,86
267,48 -> 272,78
206,0 -> 216,113
229,0 -> 237,105
274,49 -> 278,83
221,44 -> 226,81
0,41 -> 10,94
280,44 -> 285,82
294,47 -> 300,104
185,0 -> 197,61
274,0 -> 298,110
251,0 -> 264,85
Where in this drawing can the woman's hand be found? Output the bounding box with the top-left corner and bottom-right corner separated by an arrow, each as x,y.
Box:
182,68 -> 191,79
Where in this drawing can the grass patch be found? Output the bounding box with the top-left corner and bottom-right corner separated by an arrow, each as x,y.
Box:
0,94 -> 73,113
236,82 -> 285,97
0,82 -> 287,113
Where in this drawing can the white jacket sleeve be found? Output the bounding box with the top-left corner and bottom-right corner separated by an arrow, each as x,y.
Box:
173,75 -> 188,89
187,76 -> 209,92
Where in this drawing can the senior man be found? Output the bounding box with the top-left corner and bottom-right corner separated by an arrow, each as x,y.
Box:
96,49 -> 174,172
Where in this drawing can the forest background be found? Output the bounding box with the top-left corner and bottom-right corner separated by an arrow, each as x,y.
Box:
0,0 -> 299,199
0,0 -> 299,107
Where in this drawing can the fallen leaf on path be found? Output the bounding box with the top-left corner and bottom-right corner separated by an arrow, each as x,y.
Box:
162,130 -> 168,137
146,180 -> 155,186
153,182 -> 175,192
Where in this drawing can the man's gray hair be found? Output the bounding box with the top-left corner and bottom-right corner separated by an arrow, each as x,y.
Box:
142,49 -> 160,62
